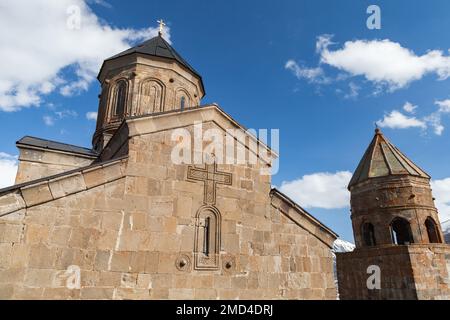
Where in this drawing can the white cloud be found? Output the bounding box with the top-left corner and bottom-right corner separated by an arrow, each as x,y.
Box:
424,112 -> 444,136
0,0 -> 170,112
344,82 -> 360,99
316,34 -> 334,53
55,109 -> 78,119
403,102 -> 418,114
285,60 -> 330,84
319,36 -> 450,90
377,99 -> 450,135
435,99 -> 450,113
42,109 -> 77,126
0,152 -> 18,188
377,110 -> 426,130
86,111 -> 98,120
86,0 -> 112,8
431,178 -> 450,225
279,171 -> 352,209
43,115 -> 55,126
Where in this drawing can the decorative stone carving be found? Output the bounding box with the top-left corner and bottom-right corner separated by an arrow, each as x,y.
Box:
222,255 -> 236,273
187,163 -> 232,206
175,254 -> 191,272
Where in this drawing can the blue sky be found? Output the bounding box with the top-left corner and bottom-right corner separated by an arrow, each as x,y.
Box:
1,0 -> 450,241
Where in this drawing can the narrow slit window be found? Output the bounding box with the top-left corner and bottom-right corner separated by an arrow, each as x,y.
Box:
180,96 -> 186,110
203,217 -> 210,256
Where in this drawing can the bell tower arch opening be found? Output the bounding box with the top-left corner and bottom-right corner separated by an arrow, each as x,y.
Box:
425,217 -> 442,243
390,217 -> 414,245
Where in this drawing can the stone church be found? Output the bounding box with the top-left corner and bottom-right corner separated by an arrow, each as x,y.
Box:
0,32 -> 338,299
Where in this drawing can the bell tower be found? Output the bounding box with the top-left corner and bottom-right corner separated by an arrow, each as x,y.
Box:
92,27 -> 205,152
348,128 -> 444,247
336,129 -> 450,300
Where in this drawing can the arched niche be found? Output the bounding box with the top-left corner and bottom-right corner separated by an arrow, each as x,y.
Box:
109,79 -> 128,120
361,222 -> 376,247
194,205 -> 221,270
139,78 -> 165,114
108,79 -> 128,121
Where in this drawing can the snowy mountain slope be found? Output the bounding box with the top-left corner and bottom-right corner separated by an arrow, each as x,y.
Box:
333,238 -> 356,253
442,220 -> 450,244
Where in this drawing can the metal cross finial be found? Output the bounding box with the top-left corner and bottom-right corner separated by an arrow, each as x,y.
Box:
374,122 -> 381,134
157,19 -> 166,36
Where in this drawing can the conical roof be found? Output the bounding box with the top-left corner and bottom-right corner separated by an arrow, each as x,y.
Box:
348,129 -> 430,189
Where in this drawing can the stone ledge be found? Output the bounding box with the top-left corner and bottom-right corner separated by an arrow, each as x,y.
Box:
0,157 -> 127,217
0,192 -> 26,216
49,173 -> 86,199
336,243 -> 450,259
21,182 -> 53,207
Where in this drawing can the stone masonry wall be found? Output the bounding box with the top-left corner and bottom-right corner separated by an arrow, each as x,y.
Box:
0,119 -> 337,300
15,148 -> 95,184
336,245 -> 450,300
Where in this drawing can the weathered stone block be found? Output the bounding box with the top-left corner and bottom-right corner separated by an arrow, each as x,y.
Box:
24,268 -> 55,288
80,287 -> 114,300
28,245 -> 56,269
0,223 -> 23,243
21,183 -> 53,207
168,288 -> 193,299
110,251 -> 131,272
49,173 -> 86,199
0,192 -> 25,216
82,167 -> 106,189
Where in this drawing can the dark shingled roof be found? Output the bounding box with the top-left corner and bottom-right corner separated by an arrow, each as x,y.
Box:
348,129 -> 430,189
16,136 -> 98,157
106,34 -> 202,80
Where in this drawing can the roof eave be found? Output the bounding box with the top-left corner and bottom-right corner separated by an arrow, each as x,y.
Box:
97,53 -> 206,98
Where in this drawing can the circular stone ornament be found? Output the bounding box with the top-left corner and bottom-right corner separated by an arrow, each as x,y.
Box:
175,254 -> 191,272
222,255 -> 236,272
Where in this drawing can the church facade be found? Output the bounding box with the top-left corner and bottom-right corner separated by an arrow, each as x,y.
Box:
0,33 -> 338,300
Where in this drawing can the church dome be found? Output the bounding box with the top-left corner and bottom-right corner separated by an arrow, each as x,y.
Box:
100,34 -> 204,95
93,31 -> 205,151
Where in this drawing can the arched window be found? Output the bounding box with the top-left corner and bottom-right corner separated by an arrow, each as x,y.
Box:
362,222 -> 376,246
175,89 -> 190,110
390,217 -> 414,245
425,217 -> 441,243
112,80 -> 127,117
194,206 -> 221,270
180,96 -> 186,110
